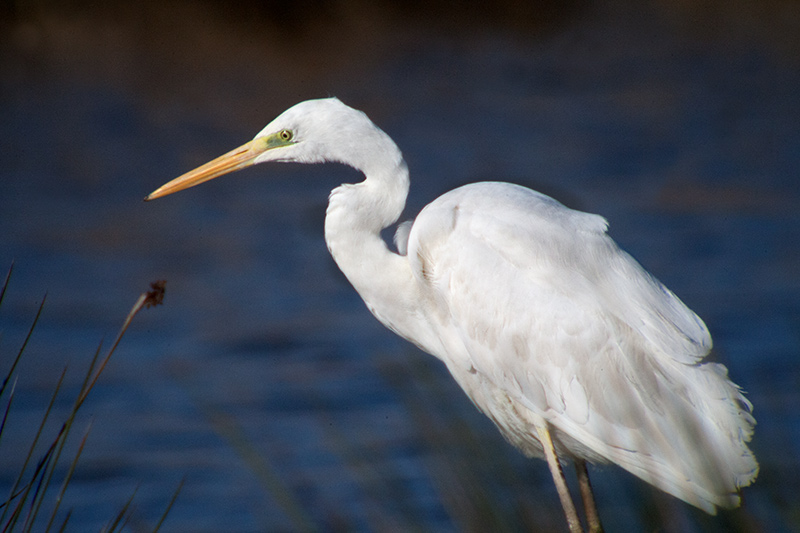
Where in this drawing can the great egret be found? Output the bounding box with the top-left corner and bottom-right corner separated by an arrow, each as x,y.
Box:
146,98 -> 757,532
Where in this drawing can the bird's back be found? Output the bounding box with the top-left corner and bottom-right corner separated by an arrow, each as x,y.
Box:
402,181 -> 757,513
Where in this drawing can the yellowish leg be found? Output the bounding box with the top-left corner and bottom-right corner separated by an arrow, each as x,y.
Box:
536,424 -> 584,533
575,458 -> 603,533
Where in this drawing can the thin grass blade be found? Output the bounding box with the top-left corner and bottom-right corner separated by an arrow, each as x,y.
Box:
0,366 -> 67,530
153,478 -> 184,533
1,295 -> 46,400
103,488 -> 137,533
41,421 -> 93,533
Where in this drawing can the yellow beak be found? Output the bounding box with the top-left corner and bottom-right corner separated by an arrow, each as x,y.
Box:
145,137 -> 269,201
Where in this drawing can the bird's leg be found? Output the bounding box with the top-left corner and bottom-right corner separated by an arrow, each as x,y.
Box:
536,424 -> 584,533
575,458 -> 603,533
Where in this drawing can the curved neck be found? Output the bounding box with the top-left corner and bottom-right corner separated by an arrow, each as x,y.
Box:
323,125 -> 409,267
326,158 -> 409,238
323,150 -> 422,339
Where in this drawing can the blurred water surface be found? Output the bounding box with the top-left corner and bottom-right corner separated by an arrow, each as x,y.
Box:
1,1 -> 799,531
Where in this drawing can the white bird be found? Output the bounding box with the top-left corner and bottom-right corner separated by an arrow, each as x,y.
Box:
146,98 -> 758,532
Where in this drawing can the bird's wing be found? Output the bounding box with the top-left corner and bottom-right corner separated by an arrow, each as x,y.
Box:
406,182 -> 756,512
408,181 -> 710,366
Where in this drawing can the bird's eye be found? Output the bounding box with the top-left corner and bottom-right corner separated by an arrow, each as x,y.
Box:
279,129 -> 293,142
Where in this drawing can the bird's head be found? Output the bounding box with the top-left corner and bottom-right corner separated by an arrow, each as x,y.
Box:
145,97 -> 383,201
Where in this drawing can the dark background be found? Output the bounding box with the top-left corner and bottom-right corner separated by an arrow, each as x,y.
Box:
1,0 -> 798,530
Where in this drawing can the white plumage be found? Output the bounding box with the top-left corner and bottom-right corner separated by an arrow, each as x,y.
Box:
405,183 -> 755,512
147,97 -> 758,527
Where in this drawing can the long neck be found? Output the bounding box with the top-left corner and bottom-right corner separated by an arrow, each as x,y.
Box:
323,149 -> 420,338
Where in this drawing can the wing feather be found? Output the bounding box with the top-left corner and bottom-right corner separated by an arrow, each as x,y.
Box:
405,182 -> 757,513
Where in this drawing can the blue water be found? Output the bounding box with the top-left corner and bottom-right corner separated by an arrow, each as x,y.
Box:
1,2 -> 798,531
